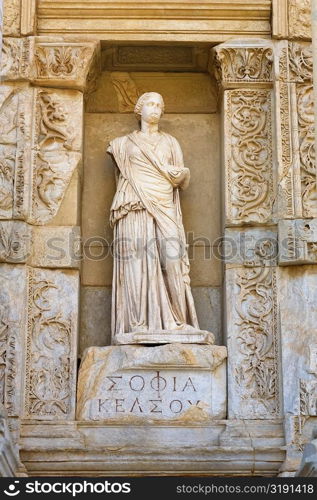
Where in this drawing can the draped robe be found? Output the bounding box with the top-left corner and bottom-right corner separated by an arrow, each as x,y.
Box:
107,130 -> 200,341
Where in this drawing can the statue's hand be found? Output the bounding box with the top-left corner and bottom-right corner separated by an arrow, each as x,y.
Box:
167,167 -> 190,189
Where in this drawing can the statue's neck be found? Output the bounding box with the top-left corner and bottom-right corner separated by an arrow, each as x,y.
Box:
140,121 -> 159,135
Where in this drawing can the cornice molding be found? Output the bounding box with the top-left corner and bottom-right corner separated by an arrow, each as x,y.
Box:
37,0 -> 272,40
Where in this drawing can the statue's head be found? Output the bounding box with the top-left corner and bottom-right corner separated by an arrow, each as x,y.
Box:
134,92 -> 165,124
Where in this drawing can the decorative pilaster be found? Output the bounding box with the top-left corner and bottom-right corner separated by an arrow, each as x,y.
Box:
0,21 -> 100,425
211,39 -> 280,420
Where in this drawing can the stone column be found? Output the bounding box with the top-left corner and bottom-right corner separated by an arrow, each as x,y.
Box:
211,39 -> 280,420
0,1 -> 100,436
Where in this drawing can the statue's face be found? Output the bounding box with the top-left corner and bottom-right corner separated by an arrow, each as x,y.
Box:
140,94 -> 163,124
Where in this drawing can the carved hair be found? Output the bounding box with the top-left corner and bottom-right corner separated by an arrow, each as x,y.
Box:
134,92 -> 165,118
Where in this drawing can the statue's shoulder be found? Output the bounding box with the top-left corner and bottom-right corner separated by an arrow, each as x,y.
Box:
161,131 -> 182,151
107,134 -> 130,155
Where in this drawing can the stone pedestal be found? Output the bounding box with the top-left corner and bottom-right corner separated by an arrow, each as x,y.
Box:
115,330 -> 215,345
77,344 -> 227,423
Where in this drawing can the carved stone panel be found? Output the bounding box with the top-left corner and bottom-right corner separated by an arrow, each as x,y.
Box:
224,89 -> 274,225
0,264 -> 28,417
0,85 -> 33,220
3,0 -> 21,37
289,0 -> 312,40
296,84 -> 316,218
24,268 -> 79,420
213,41 -> 273,88
29,226 -> 81,269
279,266 -> 317,452
224,228 -> 277,267
0,38 -> 33,82
0,222 -> 32,264
226,267 -> 280,419
77,345 -> 227,422
279,219 -> 317,265
34,41 -> 100,91
28,88 -> 83,225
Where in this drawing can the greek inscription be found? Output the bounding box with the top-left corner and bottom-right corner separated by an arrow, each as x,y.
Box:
172,376 -> 177,391
130,397 -> 143,413
149,400 -> 163,414
181,377 -> 197,392
170,400 -> 183,414
150,371 -> 167,392
115,399 -> 125,413
98,399 -> 109,412
106,376 -> 122,390
129,375 -> 145,391
187,400 -> 201,406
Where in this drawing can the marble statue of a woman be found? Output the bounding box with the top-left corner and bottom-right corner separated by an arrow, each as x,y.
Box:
107,92 -> 214,345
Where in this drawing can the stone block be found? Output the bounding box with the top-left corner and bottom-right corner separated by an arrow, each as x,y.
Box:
224,89 -> 274,226
225,267 -> 280,419
224,227 -> 277,267
0,221 -> 32,264
29,226 -> 81,269
24,268 -> 79,420
79,286 -> 112,357
33,40 -> 99,91
192,287 -> 222,345
279,219 -> 317,265
77,344 -> 227,422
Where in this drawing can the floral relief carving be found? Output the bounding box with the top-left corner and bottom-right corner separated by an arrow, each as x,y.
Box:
214,46 -> 273,85
289,43 -> 313,83
25,270 -> 76,418
226,90 -> 273,224
34,42 -> 98,90
279,82 -> 294,217
29,90 -> 81,225
0,222 -> 31,263
233,267 -> 279,418
110,72 -> 140,112
0,87 -> 29,220
297,85 -> 316,217
0,308 -> 10,409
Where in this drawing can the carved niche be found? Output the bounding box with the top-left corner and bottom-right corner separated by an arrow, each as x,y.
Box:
24,268 -> 78,420
224,89 -> 274,224
226,267 -> 279,418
